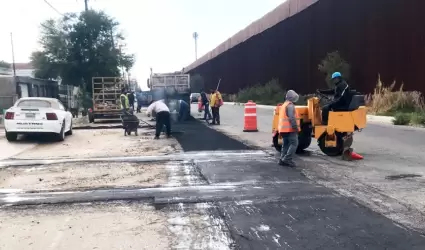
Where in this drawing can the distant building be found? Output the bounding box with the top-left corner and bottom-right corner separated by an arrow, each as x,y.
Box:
0,62 -> 35,77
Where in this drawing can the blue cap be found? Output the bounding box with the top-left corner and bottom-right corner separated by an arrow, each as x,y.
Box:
331,72 -> 342,79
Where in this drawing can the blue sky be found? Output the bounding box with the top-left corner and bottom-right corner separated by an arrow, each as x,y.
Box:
0,0 -> 284,88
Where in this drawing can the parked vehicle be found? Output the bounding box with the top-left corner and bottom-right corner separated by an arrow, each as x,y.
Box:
3,97 -> 73,142
89,77 -> 124,123
190,93 -> 200,103
148,72 -> 191,116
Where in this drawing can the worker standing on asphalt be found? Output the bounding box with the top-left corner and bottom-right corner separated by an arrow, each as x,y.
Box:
209,89 -> 223,125
146,100 -> 171,139
278,90 -> 300,168
318,72 -> 351,125
120,88 -> 130,114
136,90 -> 143,113
200,90 -> 212,122
177,99 -> 190,122
127,91 -> 135,112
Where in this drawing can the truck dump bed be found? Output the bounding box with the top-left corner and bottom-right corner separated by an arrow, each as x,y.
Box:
90,77 -> 123,122
150,74 -> 190,95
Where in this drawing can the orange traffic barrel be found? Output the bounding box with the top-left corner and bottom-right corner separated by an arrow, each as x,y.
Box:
243,100 -> 258,132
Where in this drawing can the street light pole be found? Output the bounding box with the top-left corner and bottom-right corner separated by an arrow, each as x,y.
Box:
193,32 -> 198,60
10,32 -> 16,77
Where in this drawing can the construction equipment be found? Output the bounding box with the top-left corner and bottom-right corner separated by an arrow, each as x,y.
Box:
272,92 -> 367,157
148,71 -> 191,117
121,111 -> 139,136
89,77 -> 124,123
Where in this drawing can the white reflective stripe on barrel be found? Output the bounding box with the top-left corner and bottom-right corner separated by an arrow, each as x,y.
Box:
245,113 -> 257,117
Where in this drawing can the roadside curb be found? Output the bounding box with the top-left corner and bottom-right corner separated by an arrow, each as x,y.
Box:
224,102 -> 395,125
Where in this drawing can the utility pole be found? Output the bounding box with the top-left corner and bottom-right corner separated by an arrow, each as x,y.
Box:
10,32 -> 16,77
193,32 -> 198,60
84,0 -> 88,11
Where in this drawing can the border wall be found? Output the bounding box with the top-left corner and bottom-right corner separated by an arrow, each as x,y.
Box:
186,0 -> 425,94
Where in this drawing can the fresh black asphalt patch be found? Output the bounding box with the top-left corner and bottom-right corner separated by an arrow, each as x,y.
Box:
171,117 -> 425,249
172,117 -> 251,151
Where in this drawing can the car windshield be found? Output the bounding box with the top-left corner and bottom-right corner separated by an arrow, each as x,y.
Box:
17,100 -> 52,108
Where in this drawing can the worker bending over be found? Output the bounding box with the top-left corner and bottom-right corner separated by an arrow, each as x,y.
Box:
278,90 -> 300,168
318,72 -> 351,125
120,88 -> 130,114
146,100 -> 171,139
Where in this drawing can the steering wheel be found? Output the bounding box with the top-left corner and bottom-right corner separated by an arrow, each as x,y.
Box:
315,90 -> 332,102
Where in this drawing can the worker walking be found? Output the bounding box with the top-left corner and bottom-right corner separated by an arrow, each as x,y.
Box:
318,72 -> 351,125
120,88 -> 130,114
209,89 -> 223,125
278,90 -> 300,168
146,100 -> 171,139
177,99 -> 190,122
200,90 -> 212,122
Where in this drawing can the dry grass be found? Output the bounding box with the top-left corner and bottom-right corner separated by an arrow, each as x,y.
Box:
366,76 -> 424,116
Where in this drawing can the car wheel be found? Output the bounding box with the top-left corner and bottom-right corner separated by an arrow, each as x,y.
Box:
65,121 -> 73,136
5,131 -> 18,142
57,122 -> 66,141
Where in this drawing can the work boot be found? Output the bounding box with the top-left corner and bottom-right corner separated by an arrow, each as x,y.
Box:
154,136 -> 159,140
279,160 -> 296,168
278,160 -> 289,166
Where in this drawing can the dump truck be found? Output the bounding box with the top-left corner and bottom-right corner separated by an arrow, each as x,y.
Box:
148,72 -> 191,116
88,77 -> 124,123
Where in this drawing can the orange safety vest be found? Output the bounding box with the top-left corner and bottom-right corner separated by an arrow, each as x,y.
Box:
278,101 -> 300,133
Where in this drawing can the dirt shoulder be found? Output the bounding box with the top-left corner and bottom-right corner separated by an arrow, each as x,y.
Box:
0,202 -> 170,250
8,129 -> 181,160
0,162 -> 167,192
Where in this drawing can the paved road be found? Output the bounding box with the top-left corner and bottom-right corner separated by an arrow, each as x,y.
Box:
197,103 -> 425,233
2,135 -> 424,249
2,113 -> 425,249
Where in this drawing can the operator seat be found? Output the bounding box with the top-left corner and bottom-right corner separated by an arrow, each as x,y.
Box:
347,94 -> 366,111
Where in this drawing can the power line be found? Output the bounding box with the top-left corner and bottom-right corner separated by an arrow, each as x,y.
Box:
43,0 -> 64,16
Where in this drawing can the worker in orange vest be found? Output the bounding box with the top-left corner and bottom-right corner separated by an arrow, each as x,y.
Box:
278,90 -> 300,167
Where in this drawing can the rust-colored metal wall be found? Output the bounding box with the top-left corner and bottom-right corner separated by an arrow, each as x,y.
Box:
187,0 -> 425,94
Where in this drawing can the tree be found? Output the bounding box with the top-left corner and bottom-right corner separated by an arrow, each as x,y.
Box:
31,10 -> 135,95
0,60 -> 10,69
318,51 -> 350,88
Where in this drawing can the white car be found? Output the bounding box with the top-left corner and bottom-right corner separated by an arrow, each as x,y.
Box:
3,97 -> 73,142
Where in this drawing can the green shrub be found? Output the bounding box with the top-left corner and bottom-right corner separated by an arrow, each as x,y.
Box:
392,112 -> 411,125
221,93 -> 236,102
410,112 -> 425,126
236,79 -> 286,105
318,51 -> 351,88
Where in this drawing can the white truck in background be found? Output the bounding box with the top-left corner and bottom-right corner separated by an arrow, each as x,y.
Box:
148,72 -> 191,114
